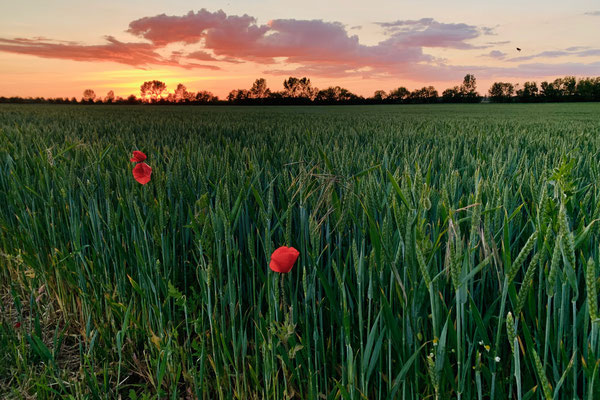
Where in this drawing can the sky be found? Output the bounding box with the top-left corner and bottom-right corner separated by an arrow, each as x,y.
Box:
1,0 -> 599,99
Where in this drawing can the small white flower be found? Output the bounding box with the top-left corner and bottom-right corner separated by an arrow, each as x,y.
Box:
478,341 -> 483,345
495,356 -> 501,362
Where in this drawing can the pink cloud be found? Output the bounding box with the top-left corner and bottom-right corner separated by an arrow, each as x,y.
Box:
0,9 -> 598,83
127,9 -> 266,48
127,10 -> 596,80
185,50 -> 219,61
126,10 -> 438,71
0,36 -> 220,70
0,36 -> 162,66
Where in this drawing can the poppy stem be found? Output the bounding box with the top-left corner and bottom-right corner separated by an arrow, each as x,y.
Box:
280,274 -> 287,311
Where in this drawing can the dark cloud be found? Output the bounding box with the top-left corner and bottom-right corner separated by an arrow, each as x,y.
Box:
584,11 -> 600,16
508,47 -> 600,62
375,18 -> 491,49
487,50 -> 506,59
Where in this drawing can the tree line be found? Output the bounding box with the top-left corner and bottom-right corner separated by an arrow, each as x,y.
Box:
488,76 -> 600,102
2,75 -> 600,105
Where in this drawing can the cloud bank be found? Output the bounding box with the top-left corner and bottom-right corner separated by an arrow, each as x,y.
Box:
0,8 -> 599,81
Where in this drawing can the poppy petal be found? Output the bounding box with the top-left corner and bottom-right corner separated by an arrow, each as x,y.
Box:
269,246 -> 300,273
130,151 -> 147,162
132,162 -> 152,184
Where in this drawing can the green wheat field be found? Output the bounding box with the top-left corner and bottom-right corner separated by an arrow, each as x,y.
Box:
1,103 -> 600,399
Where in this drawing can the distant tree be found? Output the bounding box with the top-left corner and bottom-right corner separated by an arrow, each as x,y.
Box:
592,77 -> 600,101
227,90 -> 239,102
283,77 -> 318,99
316,86 -> 358,103
195,90 -> 218,103
82,89 -> 96,102
516,81 -> 538,102
488,82 -> 514,102
460,74 -> 481,102
461,74 -> 477,93
227,89 -> 251,103
268,91 -> 285,102
104,90 -> 115,103
387,87 -> 410,102
442,86 -> 461,103
576,77 -> 600,101
559,76 -> 577,98
408,86 -> 438,103
140,80 -> 167,103
540,81 -> 558,101
126,94 -> 139,104
174,83 -> 191,102
372,90 -> 387,101
250,78 -> 271,99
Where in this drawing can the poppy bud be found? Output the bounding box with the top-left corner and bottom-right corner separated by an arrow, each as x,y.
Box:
130,151 -> 147,163
269,246 -> 300,273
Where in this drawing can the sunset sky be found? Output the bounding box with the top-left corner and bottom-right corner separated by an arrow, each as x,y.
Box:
1,0 -> 599,99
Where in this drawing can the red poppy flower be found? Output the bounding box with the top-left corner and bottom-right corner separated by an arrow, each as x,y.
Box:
132,162 -> 152,185
269,246 -> 300,273
14,322 -> 21,329
130,151 -> 147,163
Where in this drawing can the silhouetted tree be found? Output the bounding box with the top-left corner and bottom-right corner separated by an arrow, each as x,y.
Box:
442,86 -> 461,103
227,89 -> 251,103
408,86 -> 438,103
126,94 -> 139,104
387,87 -> 410,103
373,90 -> 387,101
82,89 -> 96,102
576,77 -> 600,101
559,76 -> 577,98
460,74 -> 481,102
104,90 -> 115,103
174,83 -> 192,102
488,82 -> 515,102
195,90 -> 218,103
516,81 -> 538,102
140,80 -> 167,103
461,74 -> 476,93
316,86 -> 358,103
540,81 -> 558,101
283,77 -> 317,100
250,78 -> 271,99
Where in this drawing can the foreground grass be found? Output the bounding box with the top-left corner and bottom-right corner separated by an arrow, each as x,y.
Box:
1,103 -> 600,398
